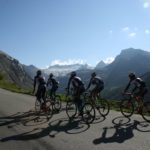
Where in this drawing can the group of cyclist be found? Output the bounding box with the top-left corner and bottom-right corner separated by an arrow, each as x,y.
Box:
33,69 -> 148,115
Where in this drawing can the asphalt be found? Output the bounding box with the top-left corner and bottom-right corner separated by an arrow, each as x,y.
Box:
0,88 -> 150,150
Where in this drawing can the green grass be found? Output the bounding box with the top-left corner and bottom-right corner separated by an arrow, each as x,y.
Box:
0,73 -> 32,95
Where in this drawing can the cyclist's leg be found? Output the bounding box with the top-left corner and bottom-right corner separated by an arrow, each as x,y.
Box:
36,86 -> 42,103
52,86 -> 58,100
42,85 -> 46,103
77,86 -> 85,115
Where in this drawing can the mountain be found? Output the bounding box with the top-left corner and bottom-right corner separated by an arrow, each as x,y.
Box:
43,63 -> 92,77
95,61 -> 107,69
0,50 -> 33,89
57,48 -> 150,100
1,48 -> 150,100
105,48 -> 150,87
101,48 -> 150,100
23,65 -> 39,79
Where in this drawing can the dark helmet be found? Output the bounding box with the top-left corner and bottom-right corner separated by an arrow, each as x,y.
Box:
37,70 -> 42,75
128,72 -> 136,79
71,71 -> 76,77
49,73 -> 53,78
91,72 -> 96,77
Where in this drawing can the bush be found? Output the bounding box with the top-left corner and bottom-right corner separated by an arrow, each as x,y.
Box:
0,73 -> 4,80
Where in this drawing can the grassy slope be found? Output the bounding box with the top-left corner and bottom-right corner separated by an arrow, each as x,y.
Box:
0,73 -> 32,94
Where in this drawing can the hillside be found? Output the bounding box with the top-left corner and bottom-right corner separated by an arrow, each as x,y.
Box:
0,50 -> 33,91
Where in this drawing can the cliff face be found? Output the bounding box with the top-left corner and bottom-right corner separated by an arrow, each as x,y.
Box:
0,50 -> 33,89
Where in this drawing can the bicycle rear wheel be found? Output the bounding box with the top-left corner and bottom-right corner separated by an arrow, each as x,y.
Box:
96,98 -> 110,117
53,95 -> 62,112
66,101 -> 77,119
141,102 -> 150,122
82,102 -> 95,124
120,99 -> 134,117
35,99 -> 41,114
44,100 -> 53,119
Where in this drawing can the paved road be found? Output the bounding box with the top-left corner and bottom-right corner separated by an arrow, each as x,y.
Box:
0,88 -> 150,150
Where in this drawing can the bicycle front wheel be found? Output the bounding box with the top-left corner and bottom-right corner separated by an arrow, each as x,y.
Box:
54,95 -> 62,112
35,99 -> 41,114
141,102 -> 150,122
44,100 -> 53,119
82,102 -> 95,124
66,101 -> 77,119
96,99 -> 110,117
120,99 -> 134,117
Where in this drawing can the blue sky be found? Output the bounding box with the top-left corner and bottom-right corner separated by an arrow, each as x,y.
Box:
0,0 -> 150,68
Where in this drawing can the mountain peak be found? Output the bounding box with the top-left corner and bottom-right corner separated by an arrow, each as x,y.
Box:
115,48 -> 150,61
95,61 -> 107,69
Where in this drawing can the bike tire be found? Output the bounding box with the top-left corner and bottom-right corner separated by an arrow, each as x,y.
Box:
66,101 -> 77,119
35,99 -> 41,114
82,102 -> 95,124
120,99 -> 134,117
53,95 -> 62,112
44,100 -> 53,119
141,101 -> 150,122
96,98 -> 110,117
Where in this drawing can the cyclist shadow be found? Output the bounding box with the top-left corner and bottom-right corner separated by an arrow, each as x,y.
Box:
0,117 -> 90,142
0,110 -> 49,128
93,116 -> 144,145
49,117 -> 90,137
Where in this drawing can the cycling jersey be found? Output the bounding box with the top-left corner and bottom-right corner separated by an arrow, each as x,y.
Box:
71,76 -> 84,88
33,74 -> 46,102
47,77 -> 59,97
87,76 -> 104,90
124,77 -> 147,97
47,77 -> 58,88
67,76 -> 85,95
133,78 -> 146,88
34,75 -> 46,86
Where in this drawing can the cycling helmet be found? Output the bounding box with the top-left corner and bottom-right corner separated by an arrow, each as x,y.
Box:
49,73 -> 53,78
71,71 -> 76,77
91,72 -> 96,77
37,70 -> 42,75
128,72 -> 136,79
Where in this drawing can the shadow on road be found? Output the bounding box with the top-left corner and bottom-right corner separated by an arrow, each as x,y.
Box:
0,110 -> 47,128
93,116 -> 150,145
0,116 -> 90,142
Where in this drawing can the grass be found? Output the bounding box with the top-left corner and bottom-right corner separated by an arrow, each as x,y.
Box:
0,73 -> 32,95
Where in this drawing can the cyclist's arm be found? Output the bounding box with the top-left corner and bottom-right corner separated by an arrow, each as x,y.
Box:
66,77 -> 72,91
86,78 -> 92,90
132,86 -> 137,93
46,78 -> 50,86
124,81 -> 131,93
33,76 -> 37,93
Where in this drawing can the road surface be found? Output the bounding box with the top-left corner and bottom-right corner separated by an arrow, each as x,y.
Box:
0,88 -> 150,150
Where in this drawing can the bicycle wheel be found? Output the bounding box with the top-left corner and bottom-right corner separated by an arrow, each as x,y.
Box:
82,102 -> 95,124
35,99 -> 41,114
96,98 -> 110,117
120,99 -> 134,117
53,95 -> 62,111
141,102 -> 150,122
44,100 -> 53,119
66,101 -> 77,119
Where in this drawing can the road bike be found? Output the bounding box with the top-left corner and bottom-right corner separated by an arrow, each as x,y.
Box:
82,92 -> 110,119
46,90 -> 62,112
120,93 -> 150,122
35,98 -> 53,120
65,90 -> 95,124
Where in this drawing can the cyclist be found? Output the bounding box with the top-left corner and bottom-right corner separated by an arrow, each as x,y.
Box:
123,73 -> 148,98
33,70 -> 46,107
46,73 -> 59,98
66,71 -> 85,115
86,72 -> 104,99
